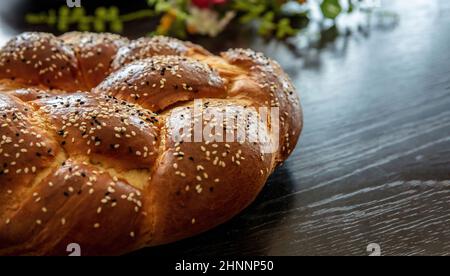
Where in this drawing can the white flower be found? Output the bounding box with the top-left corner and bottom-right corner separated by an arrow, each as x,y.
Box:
187,6 -> 235,37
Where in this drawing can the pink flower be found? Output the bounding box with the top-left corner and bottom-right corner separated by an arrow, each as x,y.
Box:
191,0 -> 227,9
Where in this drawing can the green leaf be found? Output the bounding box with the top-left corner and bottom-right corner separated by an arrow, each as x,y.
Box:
170,17 -> 187,38
276,18 -> 298,39
348,0 -> 354,13
258,12 -> 276,36
155,2 -> 171,13
239,4 -> 266,24
320,0 -> 343,20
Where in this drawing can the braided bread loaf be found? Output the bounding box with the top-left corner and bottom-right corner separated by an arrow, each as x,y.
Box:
0,32 -> 302,255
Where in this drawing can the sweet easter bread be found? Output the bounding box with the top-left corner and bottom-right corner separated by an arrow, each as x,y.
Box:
0,32 -> 302,255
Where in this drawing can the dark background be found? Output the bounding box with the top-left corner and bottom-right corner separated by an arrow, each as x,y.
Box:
1,0 -> 450,256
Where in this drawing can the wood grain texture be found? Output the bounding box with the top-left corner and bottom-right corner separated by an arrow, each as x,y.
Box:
1,0 -> 450,256
137,0 -> 450,256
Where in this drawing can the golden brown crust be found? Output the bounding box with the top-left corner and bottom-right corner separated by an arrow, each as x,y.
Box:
95,56 -> 227,112
1,87 -> 63,102
0,32 -> 302,255
0,94 -> 61,255
221,49 -> 303,160
32,93 -> 160,171
111,36 -> 211,70
0,32 -> 83,91
0,93 -> 60,188
60,32 -> 129,89
0,159 -> 145,256
149,100 -> 274,244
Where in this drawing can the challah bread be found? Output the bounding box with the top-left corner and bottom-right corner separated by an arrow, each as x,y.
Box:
0,32 -> 302,255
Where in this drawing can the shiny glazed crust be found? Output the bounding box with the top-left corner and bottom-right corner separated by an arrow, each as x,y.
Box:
0,32 -> 302,255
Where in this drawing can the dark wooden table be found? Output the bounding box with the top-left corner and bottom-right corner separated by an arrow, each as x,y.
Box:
1,0 -> 449,256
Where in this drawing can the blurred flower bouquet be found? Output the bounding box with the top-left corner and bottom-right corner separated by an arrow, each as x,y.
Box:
151,0 -> 311,38
26,0 -> 359,39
